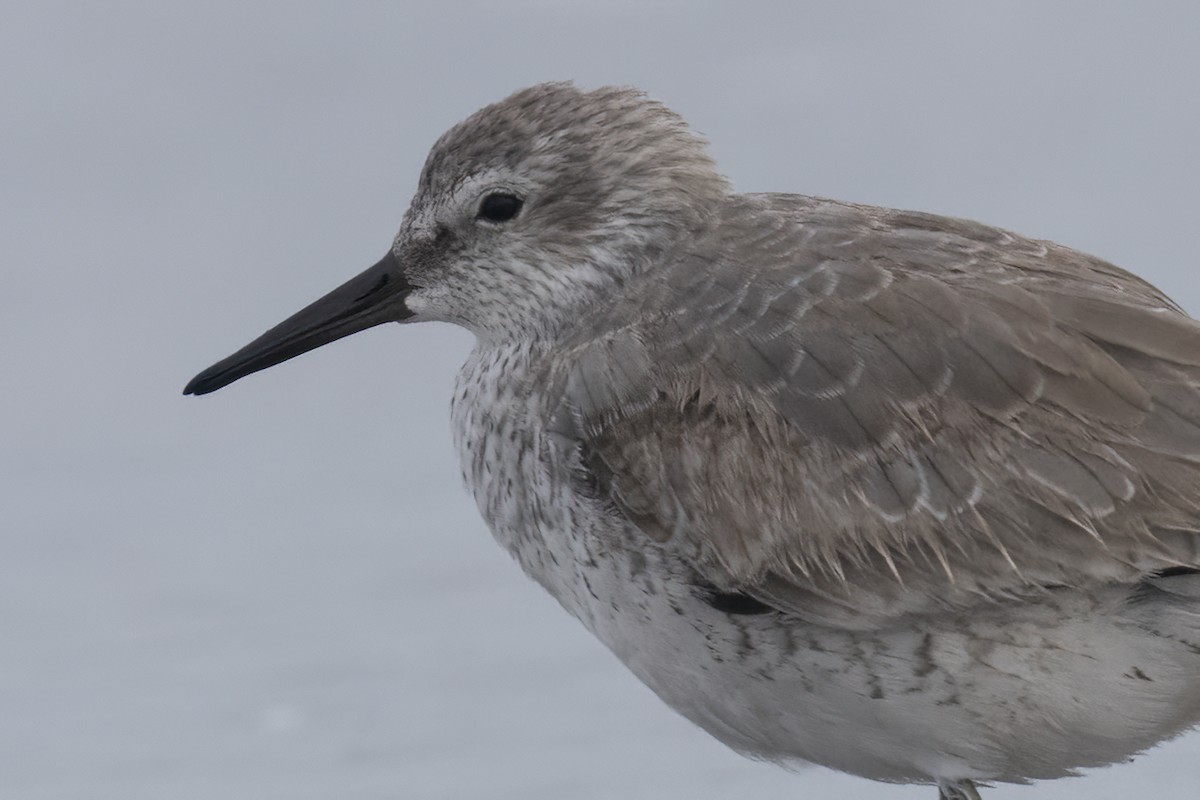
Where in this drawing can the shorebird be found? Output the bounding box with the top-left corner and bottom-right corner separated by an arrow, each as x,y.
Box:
185,83 -> 1200,799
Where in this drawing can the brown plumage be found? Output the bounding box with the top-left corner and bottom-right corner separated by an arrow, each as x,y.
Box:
542,192 -> 1200,629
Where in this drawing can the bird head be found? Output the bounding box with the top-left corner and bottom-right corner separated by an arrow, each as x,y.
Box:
185,82 -> 727,396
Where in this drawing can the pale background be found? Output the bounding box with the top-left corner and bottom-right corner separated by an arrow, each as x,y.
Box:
3,3 -> 1199,798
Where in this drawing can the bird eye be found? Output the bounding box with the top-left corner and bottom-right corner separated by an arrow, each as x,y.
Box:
477,192 -> 523,223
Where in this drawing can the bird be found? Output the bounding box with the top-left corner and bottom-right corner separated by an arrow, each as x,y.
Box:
185,82 -> 1200,800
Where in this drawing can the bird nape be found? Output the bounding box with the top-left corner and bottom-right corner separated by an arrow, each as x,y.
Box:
186,82 -> 1200,799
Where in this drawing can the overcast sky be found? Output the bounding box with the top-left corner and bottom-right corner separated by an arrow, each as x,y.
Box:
3,3 -> 1199,799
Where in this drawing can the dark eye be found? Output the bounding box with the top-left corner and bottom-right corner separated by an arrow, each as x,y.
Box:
477,192 -> 523,223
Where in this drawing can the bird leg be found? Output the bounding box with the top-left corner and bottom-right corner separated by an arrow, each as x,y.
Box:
937,779 -> 982,800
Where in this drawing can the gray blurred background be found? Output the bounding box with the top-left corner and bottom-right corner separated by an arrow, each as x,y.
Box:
3,2 -> 1199,798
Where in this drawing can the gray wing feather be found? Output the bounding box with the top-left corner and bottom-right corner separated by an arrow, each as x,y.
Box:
543,194 -> 1200,624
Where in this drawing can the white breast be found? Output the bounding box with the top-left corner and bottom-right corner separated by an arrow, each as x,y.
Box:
450,339 -> 601,621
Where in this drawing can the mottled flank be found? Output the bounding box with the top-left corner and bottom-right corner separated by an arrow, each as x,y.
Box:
187,83 -> 1200,799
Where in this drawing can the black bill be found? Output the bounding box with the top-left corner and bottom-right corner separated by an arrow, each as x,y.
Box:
183,250 -> 413,396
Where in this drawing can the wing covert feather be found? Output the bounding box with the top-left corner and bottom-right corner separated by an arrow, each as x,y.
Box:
544,195 -> 1200,623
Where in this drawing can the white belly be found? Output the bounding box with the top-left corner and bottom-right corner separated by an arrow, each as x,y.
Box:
562,536 -> 1200,785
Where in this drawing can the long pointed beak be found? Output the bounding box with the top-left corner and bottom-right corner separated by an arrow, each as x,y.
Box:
183,250 -> 413,396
